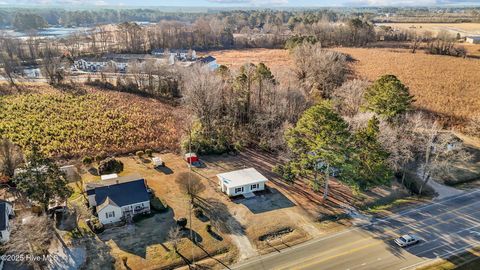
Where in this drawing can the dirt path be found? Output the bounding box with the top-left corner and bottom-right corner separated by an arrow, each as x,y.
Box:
225,218 -> 258,261
288,210 -> 322,237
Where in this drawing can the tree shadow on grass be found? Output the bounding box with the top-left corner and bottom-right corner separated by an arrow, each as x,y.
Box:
194,197 -> 245,236
98,209 -> 176,258
88,167 -> 99,176
155,166 -> 174,175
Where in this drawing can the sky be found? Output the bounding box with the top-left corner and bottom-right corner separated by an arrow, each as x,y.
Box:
0,0 -> 479,7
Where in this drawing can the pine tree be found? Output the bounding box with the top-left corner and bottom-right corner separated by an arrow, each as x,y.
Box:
13,145 -> 72,212
346,117 -> 393,189
285,101 -> 350,196
363,75 -> 415,120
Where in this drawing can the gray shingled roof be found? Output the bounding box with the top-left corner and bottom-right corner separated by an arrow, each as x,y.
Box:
94,178 -> 149,208
0,202 -> 10,231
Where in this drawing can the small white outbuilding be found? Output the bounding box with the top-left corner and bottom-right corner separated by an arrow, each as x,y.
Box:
217,168 -> 268,197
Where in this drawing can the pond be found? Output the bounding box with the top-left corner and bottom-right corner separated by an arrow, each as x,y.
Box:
1,26 -> 90,39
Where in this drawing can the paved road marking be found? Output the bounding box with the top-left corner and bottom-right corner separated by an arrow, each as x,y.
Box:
278,207 -> 480,270
352,224 -> 480,270
413,224 -> 480,257
231,190 -> 480,270
284,241 -> 381,270
399,243 -> 480,270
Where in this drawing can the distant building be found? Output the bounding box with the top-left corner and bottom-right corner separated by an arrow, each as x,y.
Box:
0,201 -> 14,243
198,56 -> 219,71
22,66 -> 41,78
466,36 -> 480,44
151,49 -> 197,61
217,168 -> 268,197
75,58 -> 128,73
85,175 -> 150,225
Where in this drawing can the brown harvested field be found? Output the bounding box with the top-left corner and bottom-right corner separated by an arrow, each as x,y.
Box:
333,47 -> 480,124
210,48 -> 480,125
464,44 -> 480,57
207,49 -> 295,84
376,22 -> 480,36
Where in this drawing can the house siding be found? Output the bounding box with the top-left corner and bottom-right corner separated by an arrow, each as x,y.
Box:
97,200 -> 151,225
98,204 -> 123,224
1,203 -> 13,243
225,182 -> 266,196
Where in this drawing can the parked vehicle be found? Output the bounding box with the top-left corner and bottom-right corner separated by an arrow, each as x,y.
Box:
394,234 -> 420,247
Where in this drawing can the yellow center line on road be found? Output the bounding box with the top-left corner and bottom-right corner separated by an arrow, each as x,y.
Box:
276,202 -> 480,270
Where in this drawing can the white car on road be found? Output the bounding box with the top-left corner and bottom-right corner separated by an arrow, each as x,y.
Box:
394,234 -> 420,247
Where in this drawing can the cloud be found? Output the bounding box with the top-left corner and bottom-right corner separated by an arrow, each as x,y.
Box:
206,0 -> 289,5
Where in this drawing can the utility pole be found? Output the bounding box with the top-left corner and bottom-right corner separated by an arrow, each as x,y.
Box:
188,125 -> 195,268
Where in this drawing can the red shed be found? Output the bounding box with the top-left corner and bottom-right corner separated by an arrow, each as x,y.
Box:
185,153 -> 199,164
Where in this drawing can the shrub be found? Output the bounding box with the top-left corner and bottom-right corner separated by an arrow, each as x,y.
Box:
94,155 -> 103,164
176,218 -> 187,229
205,224 -> 212,232
145,149 -> 153,157
82,156 -> 93,166
194,208 -> 203,218
136,151 -> 144,158
273,164 -> 296,182
90,217 -> 104,233
150,196 -> 168,212
98,157 -> 124,175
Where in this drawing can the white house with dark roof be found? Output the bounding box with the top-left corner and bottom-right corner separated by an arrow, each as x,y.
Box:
85,175 -> 150,225
198,56 -> 219,71
0,201 -> 14,243
217,168 -> 268,197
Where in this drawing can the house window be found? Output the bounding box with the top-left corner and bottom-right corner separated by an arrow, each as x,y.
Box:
106,211 -> 115,219
235,187 -> 244,194
251,184 -> 259,190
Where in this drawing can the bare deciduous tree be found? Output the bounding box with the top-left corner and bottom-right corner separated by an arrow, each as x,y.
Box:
3,215 -> 55,268
417,122 -> 472,195
0,51 -> 20,88
293,43 -> 348,99
175,172 -> 206,204
333,79 -> 369,117
41,42 -> 69,85
0,138 -> 24,178
167,225 -> 183,253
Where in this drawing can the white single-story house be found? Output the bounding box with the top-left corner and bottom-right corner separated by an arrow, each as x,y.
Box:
0,201 -> 14,243
466,36 -> 480,44
85,175 -> 151,225
217,168 -> 268,197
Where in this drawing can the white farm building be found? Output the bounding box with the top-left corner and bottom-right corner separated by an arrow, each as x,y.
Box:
217,168 -> 268,197
466,36 -> 480,44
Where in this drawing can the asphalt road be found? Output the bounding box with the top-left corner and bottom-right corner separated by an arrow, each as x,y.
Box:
231,189 -> 480,270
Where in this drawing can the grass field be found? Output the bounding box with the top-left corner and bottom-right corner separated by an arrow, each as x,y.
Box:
0,85 -> 184,158
376,23 -> 480,36
211,48 -> 480,126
